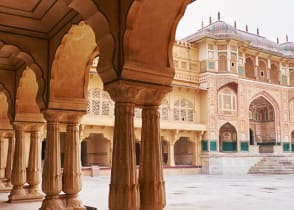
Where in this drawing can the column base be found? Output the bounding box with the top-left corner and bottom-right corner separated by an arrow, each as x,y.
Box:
0,180 -> 12,192
8,185 -> 43,202
40,194 -> 85,210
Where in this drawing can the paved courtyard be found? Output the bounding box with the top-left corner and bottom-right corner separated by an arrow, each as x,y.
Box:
1,174 -> 294,210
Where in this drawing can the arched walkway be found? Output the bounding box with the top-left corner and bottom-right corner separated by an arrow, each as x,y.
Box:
249,96 -> 276,153
0,1 -> 192,209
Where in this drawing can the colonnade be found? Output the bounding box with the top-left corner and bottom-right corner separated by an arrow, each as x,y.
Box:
0,99 -> 170,210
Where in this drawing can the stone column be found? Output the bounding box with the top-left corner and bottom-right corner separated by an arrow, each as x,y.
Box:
192,141 -> 198,166
167,143 -> 175,167
196,136 -> 202,166
40,113 -> 62,210
62,114 -> 84,209
139,106 -> 166,210
27,128 -> 43,198
0,135 -> 5,181
9,125 -> 26,202
109,102 -> 140,210
4,135 -> 15,189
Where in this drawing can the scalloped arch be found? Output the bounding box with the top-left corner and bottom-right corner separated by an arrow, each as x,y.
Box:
50,21 -> 98,102
0,41 -> 45,111
63,0 -> 116,83
124,0 -> 190,74
16,67 -> 40,114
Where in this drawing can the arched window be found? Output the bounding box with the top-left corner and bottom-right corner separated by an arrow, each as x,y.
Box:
160,99 -> 169,121
173,99 -> 194,122
87,88 -> 113,116
290,70 -> 294,86
245,57 -> 255,79
218,54 -> 227,72
289,99 -> 294,122
270,63 -> 279,84
258,60 -> 267,82
218,87 -> 237,115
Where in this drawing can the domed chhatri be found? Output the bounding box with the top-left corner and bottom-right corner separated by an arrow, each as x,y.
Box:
205,21 -> 237,35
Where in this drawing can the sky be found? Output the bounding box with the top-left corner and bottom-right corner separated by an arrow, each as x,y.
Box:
176,0 -> 294,43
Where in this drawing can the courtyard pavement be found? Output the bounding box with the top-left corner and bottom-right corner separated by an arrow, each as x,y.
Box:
1,174 -> 294,210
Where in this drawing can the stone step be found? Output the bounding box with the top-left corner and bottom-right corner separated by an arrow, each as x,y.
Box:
248,156 -> 294,174
249,168 -> 294,172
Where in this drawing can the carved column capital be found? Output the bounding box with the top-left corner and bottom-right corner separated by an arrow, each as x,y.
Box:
13,122 -> 26,131
105,79 -> 171,106
43,110 -> 62,122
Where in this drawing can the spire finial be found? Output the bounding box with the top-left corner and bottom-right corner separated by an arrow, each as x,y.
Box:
209,16 -> 212,24
246,24 -> 248,32
277,37 -> 280,44
234,21 -> 237,29
257,28 -> 259,36
201,20 -> 204,29
218,11 -> 220,21
286,34 -> 289,42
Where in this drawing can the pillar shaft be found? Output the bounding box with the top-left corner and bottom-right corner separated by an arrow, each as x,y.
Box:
167,143 -> 175,167
5,136 -> 15,181
0,137 -> 5,179
139,106 -> 166,210
62,122 -> 82,195
42,121 -> 62,196
27,130 -> 42,189
192,141 -> 197,166
10,128 -> 26,188
109,102 -> 140,210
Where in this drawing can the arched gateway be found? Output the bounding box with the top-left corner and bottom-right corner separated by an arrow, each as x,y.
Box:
249,96 -> 276,153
